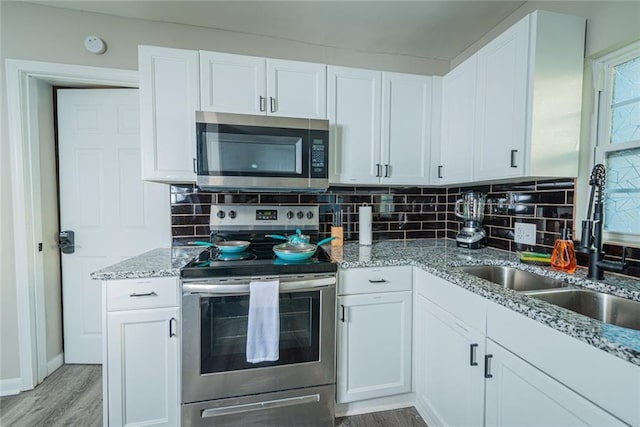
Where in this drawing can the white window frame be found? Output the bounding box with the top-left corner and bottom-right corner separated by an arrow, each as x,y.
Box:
592,40 -> 640,246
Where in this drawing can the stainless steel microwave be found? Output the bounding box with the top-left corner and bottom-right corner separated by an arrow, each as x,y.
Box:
195,112 -> 329,192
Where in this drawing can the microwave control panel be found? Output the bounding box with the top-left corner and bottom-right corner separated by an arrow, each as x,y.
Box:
309,131 -> 329,178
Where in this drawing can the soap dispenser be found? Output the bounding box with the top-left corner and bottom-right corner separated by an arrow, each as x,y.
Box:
551,228 -> 577,274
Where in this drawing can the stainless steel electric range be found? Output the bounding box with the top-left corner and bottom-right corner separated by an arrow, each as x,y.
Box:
180,205 -> 337,427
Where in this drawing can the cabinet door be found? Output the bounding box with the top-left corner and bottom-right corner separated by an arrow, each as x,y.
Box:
267,59 -> 326,119
337,291 -> 412,403
438,55 -> 476,184
139,46 -> 199,183
485,340 -> 625,427
107,307 -> 179,427
199,51 -> 266,115
327,66 -> 382,185
474,17 -> 529,180
381,72 -> 433,186
414,293 -> 485,427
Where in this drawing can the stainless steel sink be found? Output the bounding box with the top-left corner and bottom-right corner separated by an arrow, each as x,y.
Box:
529,289 -> 640,331
458,265 -> 569,292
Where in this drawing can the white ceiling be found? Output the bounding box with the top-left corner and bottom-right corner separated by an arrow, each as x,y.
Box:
22,0 -> 527,61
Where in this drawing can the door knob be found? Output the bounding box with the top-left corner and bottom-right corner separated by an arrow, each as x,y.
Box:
58,230 -> 75,254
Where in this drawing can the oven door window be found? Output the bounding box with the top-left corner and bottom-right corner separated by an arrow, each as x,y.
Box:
200,290 -> 320,374
198,124 -> 307,177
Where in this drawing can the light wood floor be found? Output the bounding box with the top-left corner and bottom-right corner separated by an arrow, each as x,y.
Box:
0,365 -> 427,426
0,364 -> 102,427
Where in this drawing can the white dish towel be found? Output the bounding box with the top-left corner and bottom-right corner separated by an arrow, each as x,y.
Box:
246,279 -> 280,363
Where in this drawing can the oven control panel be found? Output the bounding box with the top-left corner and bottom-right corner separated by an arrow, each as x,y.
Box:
210,205 -> 319,230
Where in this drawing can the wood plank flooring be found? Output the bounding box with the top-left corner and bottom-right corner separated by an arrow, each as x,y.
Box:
0,365 -> 427,426
336,407 -> 427,427
0,364 -> 102,427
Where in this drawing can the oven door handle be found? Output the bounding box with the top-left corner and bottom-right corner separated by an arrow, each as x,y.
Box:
182,276 -> 336,295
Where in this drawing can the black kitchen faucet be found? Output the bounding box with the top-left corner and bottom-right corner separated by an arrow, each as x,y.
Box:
579,164 -> 628,280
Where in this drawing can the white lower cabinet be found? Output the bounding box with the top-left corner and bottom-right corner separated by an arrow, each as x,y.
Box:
414,294 -> 485,426
103,277 -> 180,427
414,268 -> 631,427
485,339 -> 624,427
337,267 -> 412,404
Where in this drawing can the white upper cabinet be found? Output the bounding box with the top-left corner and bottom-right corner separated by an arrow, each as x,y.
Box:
327,66 -> 382,184
381,72 -> 434,185
437,10 -> 586,185
437,55 -> 477,185
139,46 -> 199,183
473,16 -> 529,180
199,51 -> 266,115
200,52 -> 327,119
267,59 -> 327,118
328,66 -> 435,185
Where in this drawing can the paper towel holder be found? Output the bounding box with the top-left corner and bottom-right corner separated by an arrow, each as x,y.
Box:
359,203 -> 373,246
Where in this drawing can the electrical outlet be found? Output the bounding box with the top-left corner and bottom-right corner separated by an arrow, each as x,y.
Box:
514,222 -> 537,245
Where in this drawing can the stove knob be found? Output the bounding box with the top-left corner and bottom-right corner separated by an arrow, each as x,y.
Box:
286,210 -> 294,220
228,210 -> 237,219
306,211 -> 314,219
216,210 -> 225,219
296,211 -> 304,219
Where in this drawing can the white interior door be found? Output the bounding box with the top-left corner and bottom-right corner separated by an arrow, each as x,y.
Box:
58,89 -> 170,363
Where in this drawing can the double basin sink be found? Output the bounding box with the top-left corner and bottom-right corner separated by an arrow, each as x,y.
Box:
457,265 -> 640,331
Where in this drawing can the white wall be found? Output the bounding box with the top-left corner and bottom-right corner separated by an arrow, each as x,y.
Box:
452,1 -> 640,67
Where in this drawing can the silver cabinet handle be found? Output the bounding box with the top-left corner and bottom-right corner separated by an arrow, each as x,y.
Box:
129,291 -> 158,298
259,96 -> 266,112
368,279 -> 387,283
270,97 -> 276,113
375,164 -> 382,177
384,164 -> 390,177
340,304 -> 346,323
438,165 -> 444,179
169,317 -> 177,338
510,149 -> 518,168
193,158 -> 197,174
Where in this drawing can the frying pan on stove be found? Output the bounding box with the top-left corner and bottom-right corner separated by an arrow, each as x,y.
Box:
272,237 -> 335,261
188,240 -> 250,254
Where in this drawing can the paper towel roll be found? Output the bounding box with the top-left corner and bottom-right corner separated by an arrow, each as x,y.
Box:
359,205 -> 372,245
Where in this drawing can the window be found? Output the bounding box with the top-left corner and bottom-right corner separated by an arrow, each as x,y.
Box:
594,41 -> 640,244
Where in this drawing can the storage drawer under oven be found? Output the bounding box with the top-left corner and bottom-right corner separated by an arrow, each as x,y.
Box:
182,384 -> 335,427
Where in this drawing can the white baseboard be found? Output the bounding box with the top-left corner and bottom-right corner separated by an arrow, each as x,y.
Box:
47,353 -> 64,376
335,393 -> 415,417
0,377 -> 23,397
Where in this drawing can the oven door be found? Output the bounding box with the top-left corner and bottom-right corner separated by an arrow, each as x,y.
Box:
195,112 -> 328,191
181,274 -> 336,404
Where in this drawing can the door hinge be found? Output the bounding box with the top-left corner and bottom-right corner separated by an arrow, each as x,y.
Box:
38,242 -> 43,252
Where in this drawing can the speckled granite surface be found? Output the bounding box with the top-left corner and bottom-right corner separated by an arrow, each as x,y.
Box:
326,239 -> 640,367
91,239 -> 640,367
90,247 -> 201,280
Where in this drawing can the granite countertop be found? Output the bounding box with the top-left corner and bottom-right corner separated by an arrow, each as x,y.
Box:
90,247 -> 201,280
326,239 -> 640,367
90,239 -> 640,366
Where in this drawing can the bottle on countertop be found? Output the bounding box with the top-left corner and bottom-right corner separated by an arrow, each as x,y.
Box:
551,228 -> 577,274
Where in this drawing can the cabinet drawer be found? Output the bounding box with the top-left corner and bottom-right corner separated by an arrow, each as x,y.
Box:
339,266 -> 412,295
414,268 -> 486,333
106,277 -> 178,311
